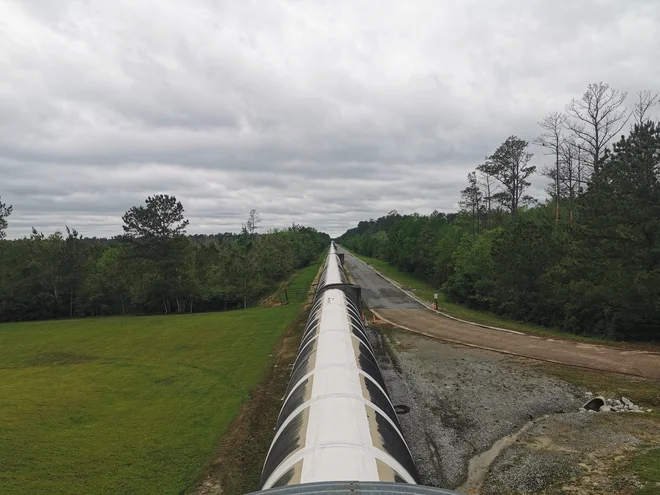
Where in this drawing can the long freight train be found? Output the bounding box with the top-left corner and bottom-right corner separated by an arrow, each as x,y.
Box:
256,243 -> 459,495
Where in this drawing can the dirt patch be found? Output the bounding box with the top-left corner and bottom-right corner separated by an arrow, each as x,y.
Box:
28,351 -> 97,366
483,412 -> 660,495
375,308 -> 660,381
188,307 -> 308,495
259,279 -> 289,308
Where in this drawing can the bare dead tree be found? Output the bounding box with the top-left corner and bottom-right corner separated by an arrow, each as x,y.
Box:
633,90 -> 659,125
558,138 -> 582,227
459,172 -> 483,235
541,165 -> 559,199
534,112 -> 567,222
575,143 -> 587,194
246,209 -> 262,235
565,82 -> 629,177
478,170 -> 498,230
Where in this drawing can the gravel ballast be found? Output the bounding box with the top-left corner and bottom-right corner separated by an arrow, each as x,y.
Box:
367,326 -> 584,489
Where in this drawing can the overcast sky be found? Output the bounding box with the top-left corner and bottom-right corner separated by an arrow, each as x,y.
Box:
1,0 -> 659,238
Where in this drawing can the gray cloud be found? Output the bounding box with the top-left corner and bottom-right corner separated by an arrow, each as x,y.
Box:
1,0 -> 659,237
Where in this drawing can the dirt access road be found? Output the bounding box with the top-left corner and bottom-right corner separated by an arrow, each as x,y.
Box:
338,247 -> 660,381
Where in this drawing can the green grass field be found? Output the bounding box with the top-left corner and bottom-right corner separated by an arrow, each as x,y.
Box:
286,254 -> 324,295
632,447 -> 660,495
0,261 -> 322,495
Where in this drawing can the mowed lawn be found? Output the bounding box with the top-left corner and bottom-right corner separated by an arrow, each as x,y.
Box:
0,304 -> 301,494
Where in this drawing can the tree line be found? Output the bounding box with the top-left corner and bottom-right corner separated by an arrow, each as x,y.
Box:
339,83 -> 659,341
0,195 -> 329,322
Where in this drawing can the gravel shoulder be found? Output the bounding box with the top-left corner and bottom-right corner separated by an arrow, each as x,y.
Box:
482,411 -> 660,495
369,325 -> 582,489
370,323 -> 660,495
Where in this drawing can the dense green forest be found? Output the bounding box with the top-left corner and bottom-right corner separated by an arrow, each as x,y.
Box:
0,195 -> 328,322
340,84 -> 660,341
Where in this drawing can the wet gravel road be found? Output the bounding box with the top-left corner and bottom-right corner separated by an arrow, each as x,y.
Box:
341,250 -> 421,309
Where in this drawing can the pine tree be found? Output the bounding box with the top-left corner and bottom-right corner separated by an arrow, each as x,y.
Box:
578,121 -> 660,339
478,136 -> 536,220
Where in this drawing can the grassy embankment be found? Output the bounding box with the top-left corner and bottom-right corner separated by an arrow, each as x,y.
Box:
0,258 -> 323,495
283,253 -> 324,298
631,447 -> 660,495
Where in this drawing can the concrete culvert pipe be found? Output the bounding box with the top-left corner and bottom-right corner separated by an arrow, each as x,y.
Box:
582,396 -> 605,411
